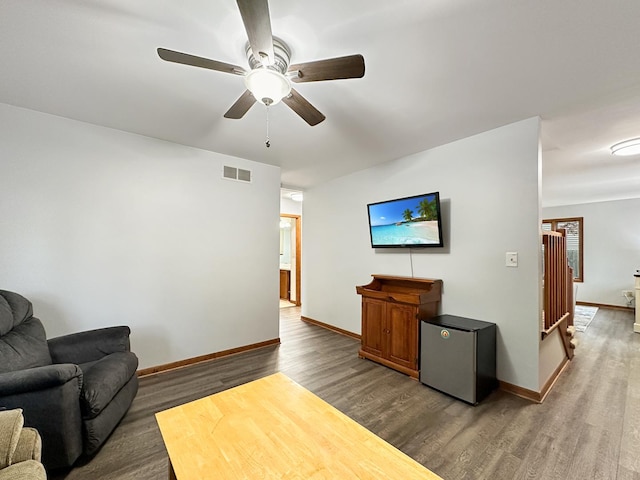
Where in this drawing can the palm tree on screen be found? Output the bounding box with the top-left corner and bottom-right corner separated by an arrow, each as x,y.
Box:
402,209 -> 413,222
417,197 -> 438,221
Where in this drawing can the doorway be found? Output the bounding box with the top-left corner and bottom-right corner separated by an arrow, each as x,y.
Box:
280,214 -> 301,307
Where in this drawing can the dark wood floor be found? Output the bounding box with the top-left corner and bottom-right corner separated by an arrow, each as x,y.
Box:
51,306 -> 639,480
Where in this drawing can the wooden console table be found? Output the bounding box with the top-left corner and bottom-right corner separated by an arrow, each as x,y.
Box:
356,275 -> 442,378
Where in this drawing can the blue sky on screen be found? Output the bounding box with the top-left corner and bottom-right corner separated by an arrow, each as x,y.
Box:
368,194 -> 435,227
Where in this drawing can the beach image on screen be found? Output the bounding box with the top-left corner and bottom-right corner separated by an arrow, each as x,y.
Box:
369,193 -> 441,246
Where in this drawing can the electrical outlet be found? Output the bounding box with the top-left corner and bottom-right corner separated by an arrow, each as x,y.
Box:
506,252 -> 518,267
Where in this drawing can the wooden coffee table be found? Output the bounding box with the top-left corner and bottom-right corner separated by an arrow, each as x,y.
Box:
155,372 -> 442,479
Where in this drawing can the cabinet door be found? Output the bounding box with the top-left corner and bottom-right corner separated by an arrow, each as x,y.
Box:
361,298 -> 386,358
387,303 -> 418,370
279,270 -> 290,299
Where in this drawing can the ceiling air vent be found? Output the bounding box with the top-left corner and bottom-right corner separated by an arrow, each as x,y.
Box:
222,166 -> 252,183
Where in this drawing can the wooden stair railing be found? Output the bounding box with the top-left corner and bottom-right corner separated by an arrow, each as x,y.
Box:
542,229 -> 575,359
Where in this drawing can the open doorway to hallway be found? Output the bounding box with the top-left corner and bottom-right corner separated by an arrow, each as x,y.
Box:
280,189 -> 302,308
280,215 -> 300,307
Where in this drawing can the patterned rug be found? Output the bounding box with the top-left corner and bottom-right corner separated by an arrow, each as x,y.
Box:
574,305 -> 598,332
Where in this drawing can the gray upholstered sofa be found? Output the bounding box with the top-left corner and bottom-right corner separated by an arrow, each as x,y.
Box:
0,408 -> 46,480
0,290 -> 138,470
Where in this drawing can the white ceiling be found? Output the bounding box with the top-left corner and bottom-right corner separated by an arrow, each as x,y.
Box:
2,0 -> 640,207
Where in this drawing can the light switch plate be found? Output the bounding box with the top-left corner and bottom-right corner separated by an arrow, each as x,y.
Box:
506,252 -> 518,267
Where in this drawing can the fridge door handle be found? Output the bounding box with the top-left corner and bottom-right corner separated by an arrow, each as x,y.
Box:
473,340 -> 477,374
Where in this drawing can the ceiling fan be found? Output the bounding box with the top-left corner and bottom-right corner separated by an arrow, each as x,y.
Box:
157,0 -> 365,127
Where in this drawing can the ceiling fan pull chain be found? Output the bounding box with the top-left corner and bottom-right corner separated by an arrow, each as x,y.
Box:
265,104 -> 271,148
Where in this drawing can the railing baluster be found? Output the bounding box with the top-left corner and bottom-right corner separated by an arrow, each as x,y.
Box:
541,230 -> 574,340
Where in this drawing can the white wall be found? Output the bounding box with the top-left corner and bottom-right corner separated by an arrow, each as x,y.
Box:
280,196 -> 302,216
543,198 -> 640,307
0,103 -> 281,369
539,329 -> 566,391
302,118 -> 542,390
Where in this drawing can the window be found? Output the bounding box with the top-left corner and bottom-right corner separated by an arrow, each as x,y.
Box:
542,217 -> 583,282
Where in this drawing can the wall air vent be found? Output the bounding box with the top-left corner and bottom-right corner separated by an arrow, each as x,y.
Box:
222,166 -> 252,183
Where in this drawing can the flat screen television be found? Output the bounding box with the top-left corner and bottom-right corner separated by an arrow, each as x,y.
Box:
367,192 -> 443,248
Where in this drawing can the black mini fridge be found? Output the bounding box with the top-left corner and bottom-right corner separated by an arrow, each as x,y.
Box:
420,315 -> 497,405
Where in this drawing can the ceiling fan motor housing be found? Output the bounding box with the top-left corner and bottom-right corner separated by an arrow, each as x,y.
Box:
246,37 -> 291,74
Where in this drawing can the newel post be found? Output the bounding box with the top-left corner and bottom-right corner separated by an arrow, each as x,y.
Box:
634,271 -> 640,334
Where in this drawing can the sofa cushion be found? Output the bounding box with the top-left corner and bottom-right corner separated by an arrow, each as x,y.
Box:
79,351 -> 138,419
0,296 -> 12,337
0,318 -> 52,375
0,409 -> 23,469
0,291 -> 33,330
12,427 -> 42,463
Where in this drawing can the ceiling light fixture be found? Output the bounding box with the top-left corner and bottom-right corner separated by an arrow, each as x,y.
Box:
610,138 -> 640,156
290,192 -> 303,202
244,68 -> 291,106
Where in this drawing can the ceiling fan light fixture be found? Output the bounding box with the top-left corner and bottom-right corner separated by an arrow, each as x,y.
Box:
244,68 -> 291,106
611,138 -> 640,156
158,3 -> 363,126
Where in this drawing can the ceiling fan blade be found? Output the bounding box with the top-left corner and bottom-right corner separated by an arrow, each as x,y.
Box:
282,88 -> 325,126
288,54 -> 365,83
224,90 -> 257,119
157,48 -> 246,75
236,0 -> 274,66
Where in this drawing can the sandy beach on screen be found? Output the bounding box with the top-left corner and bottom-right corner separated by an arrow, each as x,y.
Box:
407,220 -> 440,242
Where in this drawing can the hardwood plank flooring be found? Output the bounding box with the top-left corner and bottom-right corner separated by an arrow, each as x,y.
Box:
50,306 -> 639,480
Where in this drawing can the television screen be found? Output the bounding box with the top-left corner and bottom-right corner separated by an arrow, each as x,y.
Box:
367,192 -> 443,248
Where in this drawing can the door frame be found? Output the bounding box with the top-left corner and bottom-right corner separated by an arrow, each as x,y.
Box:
280,214 -> 301,306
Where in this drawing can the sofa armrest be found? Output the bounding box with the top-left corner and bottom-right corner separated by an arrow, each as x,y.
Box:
48,326 -> 131,364
0,368 -> 84,470
0,364 -> 82,397
0,460 -> 46,480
